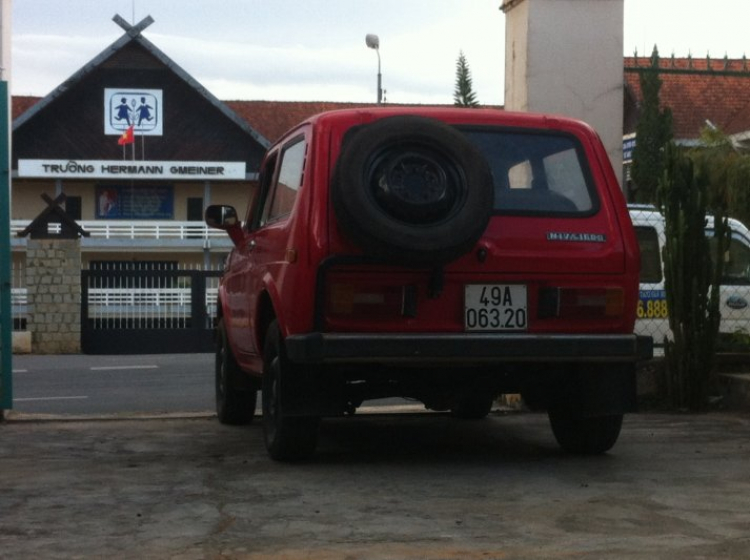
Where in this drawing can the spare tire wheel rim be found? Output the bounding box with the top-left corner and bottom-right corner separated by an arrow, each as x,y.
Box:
367,146 -> 463,225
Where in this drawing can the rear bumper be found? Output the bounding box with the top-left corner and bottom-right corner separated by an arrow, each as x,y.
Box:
285,333 -> 654,365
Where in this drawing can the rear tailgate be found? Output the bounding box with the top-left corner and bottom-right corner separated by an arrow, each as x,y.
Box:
321,116 -> 635,335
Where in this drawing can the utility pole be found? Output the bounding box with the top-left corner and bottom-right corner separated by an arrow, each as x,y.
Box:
0,0 -> 13,416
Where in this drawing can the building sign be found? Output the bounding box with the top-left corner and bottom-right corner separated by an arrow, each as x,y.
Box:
104,88 -> 163,136
623,133 -> 636,164
18,160 -> 247,181
96,185 -> 174,219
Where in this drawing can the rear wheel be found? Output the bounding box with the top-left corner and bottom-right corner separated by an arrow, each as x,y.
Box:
548,410 -> 623,455
215,318 -> 257,425
450,393 -> 494,420
262,320 -> 320,461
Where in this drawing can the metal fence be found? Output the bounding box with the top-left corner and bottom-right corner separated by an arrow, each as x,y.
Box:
11,263 -> 26,331
10,220 -> 228,241
81,262 -> 223,354
84,262 -> 220,330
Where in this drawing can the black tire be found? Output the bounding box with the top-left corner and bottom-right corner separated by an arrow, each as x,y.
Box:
331,115 -> 494,265
262,320 -> 320,461
215,318 -> 257,425
548,410 -> 623,455
451,393 -> 494,420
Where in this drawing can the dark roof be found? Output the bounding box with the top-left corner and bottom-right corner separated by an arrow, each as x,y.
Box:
15,96 -> 496,145
624,56 -> 750,140
13,20 -> 270,149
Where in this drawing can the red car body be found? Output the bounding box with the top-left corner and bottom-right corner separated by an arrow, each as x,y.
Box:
207,107 -> 652,460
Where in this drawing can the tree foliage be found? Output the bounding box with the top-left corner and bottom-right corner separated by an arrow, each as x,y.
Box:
454,51 -> 479,108
657,141 -> 730,411
631,46 -> 673,203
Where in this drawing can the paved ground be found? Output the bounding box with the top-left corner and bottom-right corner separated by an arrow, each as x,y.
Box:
2,410 -> 750,559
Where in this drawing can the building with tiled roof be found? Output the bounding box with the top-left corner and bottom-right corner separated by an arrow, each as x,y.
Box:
10,24 -> 750,354
624,55 -> 750,144
20,54 -> 750,148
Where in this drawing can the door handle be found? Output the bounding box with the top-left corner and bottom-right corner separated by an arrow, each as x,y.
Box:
246,239 -> 256,252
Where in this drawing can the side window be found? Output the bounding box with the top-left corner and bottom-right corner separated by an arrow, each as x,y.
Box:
261,138 -> 307,225
246,153 -> 278,230
713,234 -> 750,285
634,226 -> 662,283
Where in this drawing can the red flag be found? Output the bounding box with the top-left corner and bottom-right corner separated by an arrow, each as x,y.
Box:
118,125 -> 135,146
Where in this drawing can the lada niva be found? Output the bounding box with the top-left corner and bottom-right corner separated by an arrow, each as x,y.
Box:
206,107 -> 652,460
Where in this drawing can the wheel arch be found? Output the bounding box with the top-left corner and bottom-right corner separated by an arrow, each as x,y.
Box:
255,289 -> 278,362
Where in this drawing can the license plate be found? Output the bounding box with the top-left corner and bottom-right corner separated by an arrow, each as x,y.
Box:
464,284 -> 528,331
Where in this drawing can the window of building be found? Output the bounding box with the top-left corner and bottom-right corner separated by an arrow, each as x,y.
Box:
187,197 -> 204,221
95,185 -> 174,219
65,196 -> 82,221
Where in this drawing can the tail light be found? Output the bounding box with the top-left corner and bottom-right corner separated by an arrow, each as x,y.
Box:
327,280 -> 413,318
539,287 -> 624,319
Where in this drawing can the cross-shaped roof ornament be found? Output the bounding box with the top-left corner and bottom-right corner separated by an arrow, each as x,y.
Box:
112,14 -> 154,38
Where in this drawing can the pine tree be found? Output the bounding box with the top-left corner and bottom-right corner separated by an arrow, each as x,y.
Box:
631,45 -> 673,203
454,51 -> 479,107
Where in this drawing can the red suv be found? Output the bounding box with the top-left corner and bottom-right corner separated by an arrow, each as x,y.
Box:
206,107 -> 652,460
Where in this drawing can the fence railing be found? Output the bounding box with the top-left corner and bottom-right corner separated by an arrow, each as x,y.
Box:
10,264 -> 26,331
86,287 -> 219,325
10,220 -> 226,240
11,263 -> 224,332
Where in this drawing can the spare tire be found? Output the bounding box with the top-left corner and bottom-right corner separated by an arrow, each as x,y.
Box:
331,115 -> 494,266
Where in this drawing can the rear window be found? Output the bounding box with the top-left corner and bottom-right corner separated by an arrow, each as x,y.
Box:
464,129 -> 597,215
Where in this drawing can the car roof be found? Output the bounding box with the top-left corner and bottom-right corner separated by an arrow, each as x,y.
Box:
301,106 -> 597,134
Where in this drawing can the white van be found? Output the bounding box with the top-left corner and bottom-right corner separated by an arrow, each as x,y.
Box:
630,204 -> 750,345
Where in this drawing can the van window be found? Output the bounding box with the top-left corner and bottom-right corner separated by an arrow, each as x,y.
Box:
465,129 -> 596,215
709,234 -> 750,285
635,226 -> 662,283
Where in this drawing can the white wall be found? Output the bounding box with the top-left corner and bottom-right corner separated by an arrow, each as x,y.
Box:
503,0 -> 624,184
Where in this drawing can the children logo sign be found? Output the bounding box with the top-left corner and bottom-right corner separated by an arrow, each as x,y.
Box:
104,88 -> 163,136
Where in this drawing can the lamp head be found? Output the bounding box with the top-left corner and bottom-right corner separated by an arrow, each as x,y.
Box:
365,34 -> 380,50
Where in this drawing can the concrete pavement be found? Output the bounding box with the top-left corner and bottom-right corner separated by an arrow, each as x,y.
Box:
2,410 -> 750,559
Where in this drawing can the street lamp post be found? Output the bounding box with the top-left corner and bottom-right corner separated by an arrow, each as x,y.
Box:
365,33 -> 383,104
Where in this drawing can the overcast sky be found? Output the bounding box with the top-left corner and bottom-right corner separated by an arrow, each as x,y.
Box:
10,0 -> 750,105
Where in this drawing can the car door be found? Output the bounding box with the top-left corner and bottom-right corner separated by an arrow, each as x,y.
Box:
243,134 -> 308,353
224,151 -> 280,361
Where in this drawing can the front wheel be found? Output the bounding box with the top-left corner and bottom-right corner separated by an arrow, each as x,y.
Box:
548,410 -> 623,455
262,320 -> 320,461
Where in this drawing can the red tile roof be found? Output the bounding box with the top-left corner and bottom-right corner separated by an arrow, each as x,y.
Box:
12,95 -> 41,120
223,100 -> 380,143
624,56 -> 750,139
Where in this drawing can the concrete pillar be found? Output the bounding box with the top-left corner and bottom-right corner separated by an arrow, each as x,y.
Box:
502,0 -> 624,184
26,239 -> 82,354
